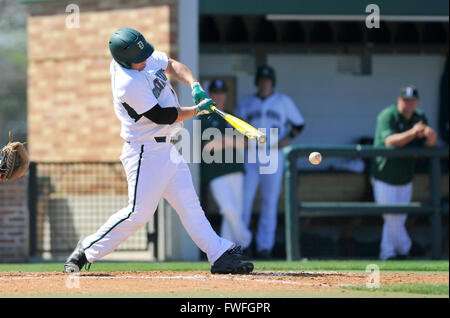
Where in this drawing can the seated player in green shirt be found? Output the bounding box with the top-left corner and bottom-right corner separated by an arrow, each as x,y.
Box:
371,86 -> 437,260
200,80 -> 252,250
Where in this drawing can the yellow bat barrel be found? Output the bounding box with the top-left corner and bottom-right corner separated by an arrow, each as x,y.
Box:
210,105 -> 266,143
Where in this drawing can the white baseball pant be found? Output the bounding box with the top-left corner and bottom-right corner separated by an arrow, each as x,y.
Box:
371,178 -> 413,260
209,172 -> 252,249
242,150 -> 284,252
82,140 -> 233,265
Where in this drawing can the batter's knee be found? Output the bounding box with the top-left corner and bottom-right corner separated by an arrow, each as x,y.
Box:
127,209 -> 155,227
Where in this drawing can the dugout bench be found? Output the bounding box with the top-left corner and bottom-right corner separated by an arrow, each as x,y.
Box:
283,145 -> 449,261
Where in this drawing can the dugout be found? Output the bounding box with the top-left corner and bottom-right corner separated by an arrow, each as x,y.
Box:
197,0 -> 449,259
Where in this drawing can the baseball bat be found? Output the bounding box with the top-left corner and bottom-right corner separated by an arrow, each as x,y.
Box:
210,105 -> 266,143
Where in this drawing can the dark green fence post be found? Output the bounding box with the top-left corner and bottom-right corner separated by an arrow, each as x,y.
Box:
284,148 -> 292,261
28,162 -> 37,258
430,155 -> 442,259
284,148 -> 300,261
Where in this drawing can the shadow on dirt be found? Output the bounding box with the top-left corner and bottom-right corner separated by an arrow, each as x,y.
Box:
250,272 -> 365,278
79,273 -> 114,277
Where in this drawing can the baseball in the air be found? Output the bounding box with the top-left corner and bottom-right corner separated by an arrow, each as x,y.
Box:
309,152 -> 322,165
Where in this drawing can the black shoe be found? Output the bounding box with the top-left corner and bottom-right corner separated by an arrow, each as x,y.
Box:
256,249 -> 272,260
211,246 -> 254,275
64,239 -> 90,273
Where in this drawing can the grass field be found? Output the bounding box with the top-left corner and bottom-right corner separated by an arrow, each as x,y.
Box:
343,283 -> 449,295
0,260 -> 448,298
0,260 -> 448,272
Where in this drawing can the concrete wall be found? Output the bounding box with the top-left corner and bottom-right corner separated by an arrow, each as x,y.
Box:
268,55 -> 445,144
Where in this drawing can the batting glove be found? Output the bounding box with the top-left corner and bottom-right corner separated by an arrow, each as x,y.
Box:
191,82 -> 209,104
195,98 -> 215,116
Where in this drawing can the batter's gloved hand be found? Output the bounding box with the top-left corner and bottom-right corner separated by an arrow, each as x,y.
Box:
191,82 -> 209,104
0,132 -> 30,182
195,98 -> 215,116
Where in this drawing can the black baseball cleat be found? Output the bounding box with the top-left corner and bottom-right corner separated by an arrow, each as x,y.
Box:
64,239 -> 90,273
211,246 -> 254,275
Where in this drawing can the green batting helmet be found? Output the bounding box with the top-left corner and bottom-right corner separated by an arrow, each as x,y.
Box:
109,28 -> 154,69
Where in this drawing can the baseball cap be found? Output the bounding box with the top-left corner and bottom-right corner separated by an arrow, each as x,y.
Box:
399,86 -> 419,99
255,65 -> 276,86
208,79 -> 228,93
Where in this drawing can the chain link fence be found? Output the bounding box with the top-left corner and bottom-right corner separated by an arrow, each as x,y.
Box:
29,162 -> 156,259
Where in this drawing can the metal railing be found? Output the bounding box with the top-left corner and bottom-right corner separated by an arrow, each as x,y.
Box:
283,145 -> 449,261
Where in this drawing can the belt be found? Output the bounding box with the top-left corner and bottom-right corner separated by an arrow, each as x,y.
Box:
155,136 -> 178,144
126,136 -> 177,144
154,136 -> 167,143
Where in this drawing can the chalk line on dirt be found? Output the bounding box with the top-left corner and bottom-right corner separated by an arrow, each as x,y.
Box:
0,272 -> 332,287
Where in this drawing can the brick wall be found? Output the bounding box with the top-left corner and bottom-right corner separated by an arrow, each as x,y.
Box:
0,177 -> 28,263
27,0 -> 178,161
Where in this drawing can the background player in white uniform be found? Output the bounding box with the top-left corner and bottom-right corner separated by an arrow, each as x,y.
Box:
64,28 -> 253,275
236,65 -> 305,259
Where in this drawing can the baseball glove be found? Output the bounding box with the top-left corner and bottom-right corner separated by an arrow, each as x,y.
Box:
0,132 -> 30,182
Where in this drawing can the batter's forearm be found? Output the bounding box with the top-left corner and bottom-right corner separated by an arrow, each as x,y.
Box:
166,58 -> 196,87
174,99 -> 214,123
174,106 -> 198,123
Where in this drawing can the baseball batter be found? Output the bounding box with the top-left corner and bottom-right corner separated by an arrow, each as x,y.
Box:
64,28 -> 253,274
236,65 -> 305,258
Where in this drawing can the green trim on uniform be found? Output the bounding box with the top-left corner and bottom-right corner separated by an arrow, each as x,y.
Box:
84,145 -> 145,251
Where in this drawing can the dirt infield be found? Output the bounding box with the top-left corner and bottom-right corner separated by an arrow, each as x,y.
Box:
0,271 -> 448,296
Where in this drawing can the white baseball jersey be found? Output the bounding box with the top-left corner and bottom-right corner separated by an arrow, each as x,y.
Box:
110,50 -> 183,143
236,92 -> 305,145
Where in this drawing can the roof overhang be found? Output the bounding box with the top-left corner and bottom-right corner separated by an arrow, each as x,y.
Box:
200,0 -> 449,22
